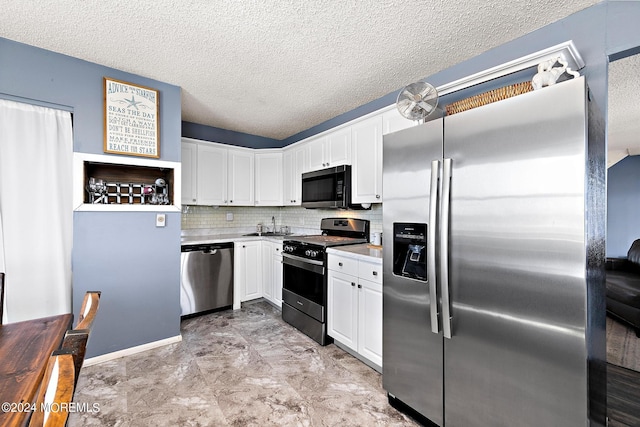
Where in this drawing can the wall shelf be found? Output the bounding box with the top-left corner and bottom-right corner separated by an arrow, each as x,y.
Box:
73,153 -> 181,212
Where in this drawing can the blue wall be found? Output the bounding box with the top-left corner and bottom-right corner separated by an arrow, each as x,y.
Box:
607,156 -> 640,257
0,38 -> 182,357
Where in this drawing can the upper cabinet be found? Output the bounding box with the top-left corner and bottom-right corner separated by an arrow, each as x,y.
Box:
227,147 -> 255,206
181,141 -> 198,205
283,145 -> 305,206
182,105 -> 405,208
351,115 -> 383,204
305,127 -> 352,172
382,107 -> 417,135
181,138 -> 254,206
255,151 -> 283,206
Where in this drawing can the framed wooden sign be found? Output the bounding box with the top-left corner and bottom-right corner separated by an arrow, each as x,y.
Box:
104,77 -> 160,158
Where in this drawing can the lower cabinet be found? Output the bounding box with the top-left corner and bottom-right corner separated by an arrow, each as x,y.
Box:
262,240 -> 283,308
234,240 -> 263,304
327,254 -> 382,370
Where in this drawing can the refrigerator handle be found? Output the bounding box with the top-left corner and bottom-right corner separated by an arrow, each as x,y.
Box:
441,158 -> 453,339
428,160 -> 440,334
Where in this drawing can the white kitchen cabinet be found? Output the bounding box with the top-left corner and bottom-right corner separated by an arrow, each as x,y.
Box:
273,246 -> 283,307
357,277 -> 383,366
235,240 -> 263,303
351,115 -> 383,204
327,253 -> 383,369
197,143 -> 228,205
382,107 -> 417,135
227,147 -> 254,206
305,127 -> 351,172
283,145 -> 305,205
255,151 -> 283,206
181,139 -> 255,206
328,270 -> 359,350
262,240 -> 283,308
181,141 -> 198,204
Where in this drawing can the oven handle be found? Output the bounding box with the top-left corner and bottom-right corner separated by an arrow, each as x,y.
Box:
282,253 -> 325,275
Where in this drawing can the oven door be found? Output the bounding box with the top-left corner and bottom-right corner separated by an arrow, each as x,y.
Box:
282,253 -> 325,322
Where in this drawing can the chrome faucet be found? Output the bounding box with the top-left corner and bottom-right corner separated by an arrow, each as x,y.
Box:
272,216 -> 276,233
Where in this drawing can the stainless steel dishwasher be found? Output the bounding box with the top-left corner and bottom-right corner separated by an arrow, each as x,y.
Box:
180,242 -> 234,316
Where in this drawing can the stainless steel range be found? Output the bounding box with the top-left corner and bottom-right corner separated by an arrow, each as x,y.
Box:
282,218 -> 370,345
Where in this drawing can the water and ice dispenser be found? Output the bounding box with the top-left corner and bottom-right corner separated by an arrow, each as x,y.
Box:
392,223 -> 428,281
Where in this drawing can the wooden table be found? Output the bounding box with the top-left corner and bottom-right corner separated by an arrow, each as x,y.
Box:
0,313 -> 73,426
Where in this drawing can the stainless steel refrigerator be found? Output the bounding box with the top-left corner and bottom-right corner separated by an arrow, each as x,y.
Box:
382,76 -> 606,427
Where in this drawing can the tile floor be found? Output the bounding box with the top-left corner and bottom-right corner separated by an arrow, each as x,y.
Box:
69,301 -> 418,426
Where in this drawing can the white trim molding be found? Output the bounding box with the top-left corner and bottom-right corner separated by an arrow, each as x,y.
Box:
83,334 -> 182,366
436,40 -> 585,96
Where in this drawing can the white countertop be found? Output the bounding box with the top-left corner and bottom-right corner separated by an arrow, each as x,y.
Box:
327,243 -> 383,264
181,233 -> 290,246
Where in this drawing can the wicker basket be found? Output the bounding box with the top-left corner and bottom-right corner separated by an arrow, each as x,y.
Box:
445,81 -> 533,115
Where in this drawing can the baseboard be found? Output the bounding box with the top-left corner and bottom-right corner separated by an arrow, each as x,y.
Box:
83,335 -> 182,366
333,340 -> 382,373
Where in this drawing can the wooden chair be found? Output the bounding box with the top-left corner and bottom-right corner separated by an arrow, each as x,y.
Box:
60,329 -> 89,389
28,350 -> 75,427
0,272 -> 4,325
76,291 -> 101,330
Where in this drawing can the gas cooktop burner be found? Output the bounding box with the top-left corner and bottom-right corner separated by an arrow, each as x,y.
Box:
286,234 -> 368,248
284,218 -> 370,249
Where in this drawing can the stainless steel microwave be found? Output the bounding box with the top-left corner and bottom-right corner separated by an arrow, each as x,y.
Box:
301,165 -> 352,209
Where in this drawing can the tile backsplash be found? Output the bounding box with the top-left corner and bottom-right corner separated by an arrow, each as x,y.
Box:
181,204 -> 382,236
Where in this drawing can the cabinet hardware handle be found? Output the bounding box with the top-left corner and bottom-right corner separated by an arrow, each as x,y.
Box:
192,199 -> 196,202
376,194 -> 380,199
338,262 -> 343,266
372,271 -> 378,276
351,282 -> 355,287
230,200 -> 233,203
357,284 -> 362,289
242,245 -> 246,248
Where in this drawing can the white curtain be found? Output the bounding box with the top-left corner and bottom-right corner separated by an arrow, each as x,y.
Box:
0,99 -> 73,323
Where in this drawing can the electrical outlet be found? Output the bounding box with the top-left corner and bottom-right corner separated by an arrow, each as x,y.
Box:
156,213 -> 166,227
226,212 -> 233,221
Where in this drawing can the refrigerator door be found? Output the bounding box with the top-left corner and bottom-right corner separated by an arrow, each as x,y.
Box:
382,118 -> 444,425
443,78 -> 590,426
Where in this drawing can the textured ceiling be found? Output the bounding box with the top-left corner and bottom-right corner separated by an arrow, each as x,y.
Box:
0,0 -> 601,140
608,53 -> 640,165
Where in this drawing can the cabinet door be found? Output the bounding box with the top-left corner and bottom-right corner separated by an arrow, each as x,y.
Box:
283,147 -> 305,206
255,152 -> 283,206
382,108 -> 417,135
358,277 -> 383,367
351,116 -> 383,204
327,270 -> 358,351
306,136 -> 327,171
228,148 -> 254,206
238,241 -> 262,302
283,149 -> 295,205
181,141 -> 198,204
197,143 -> 227,205
261,241 -> 274,302
273,253 -> 283,308
326,127 -> 351,167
